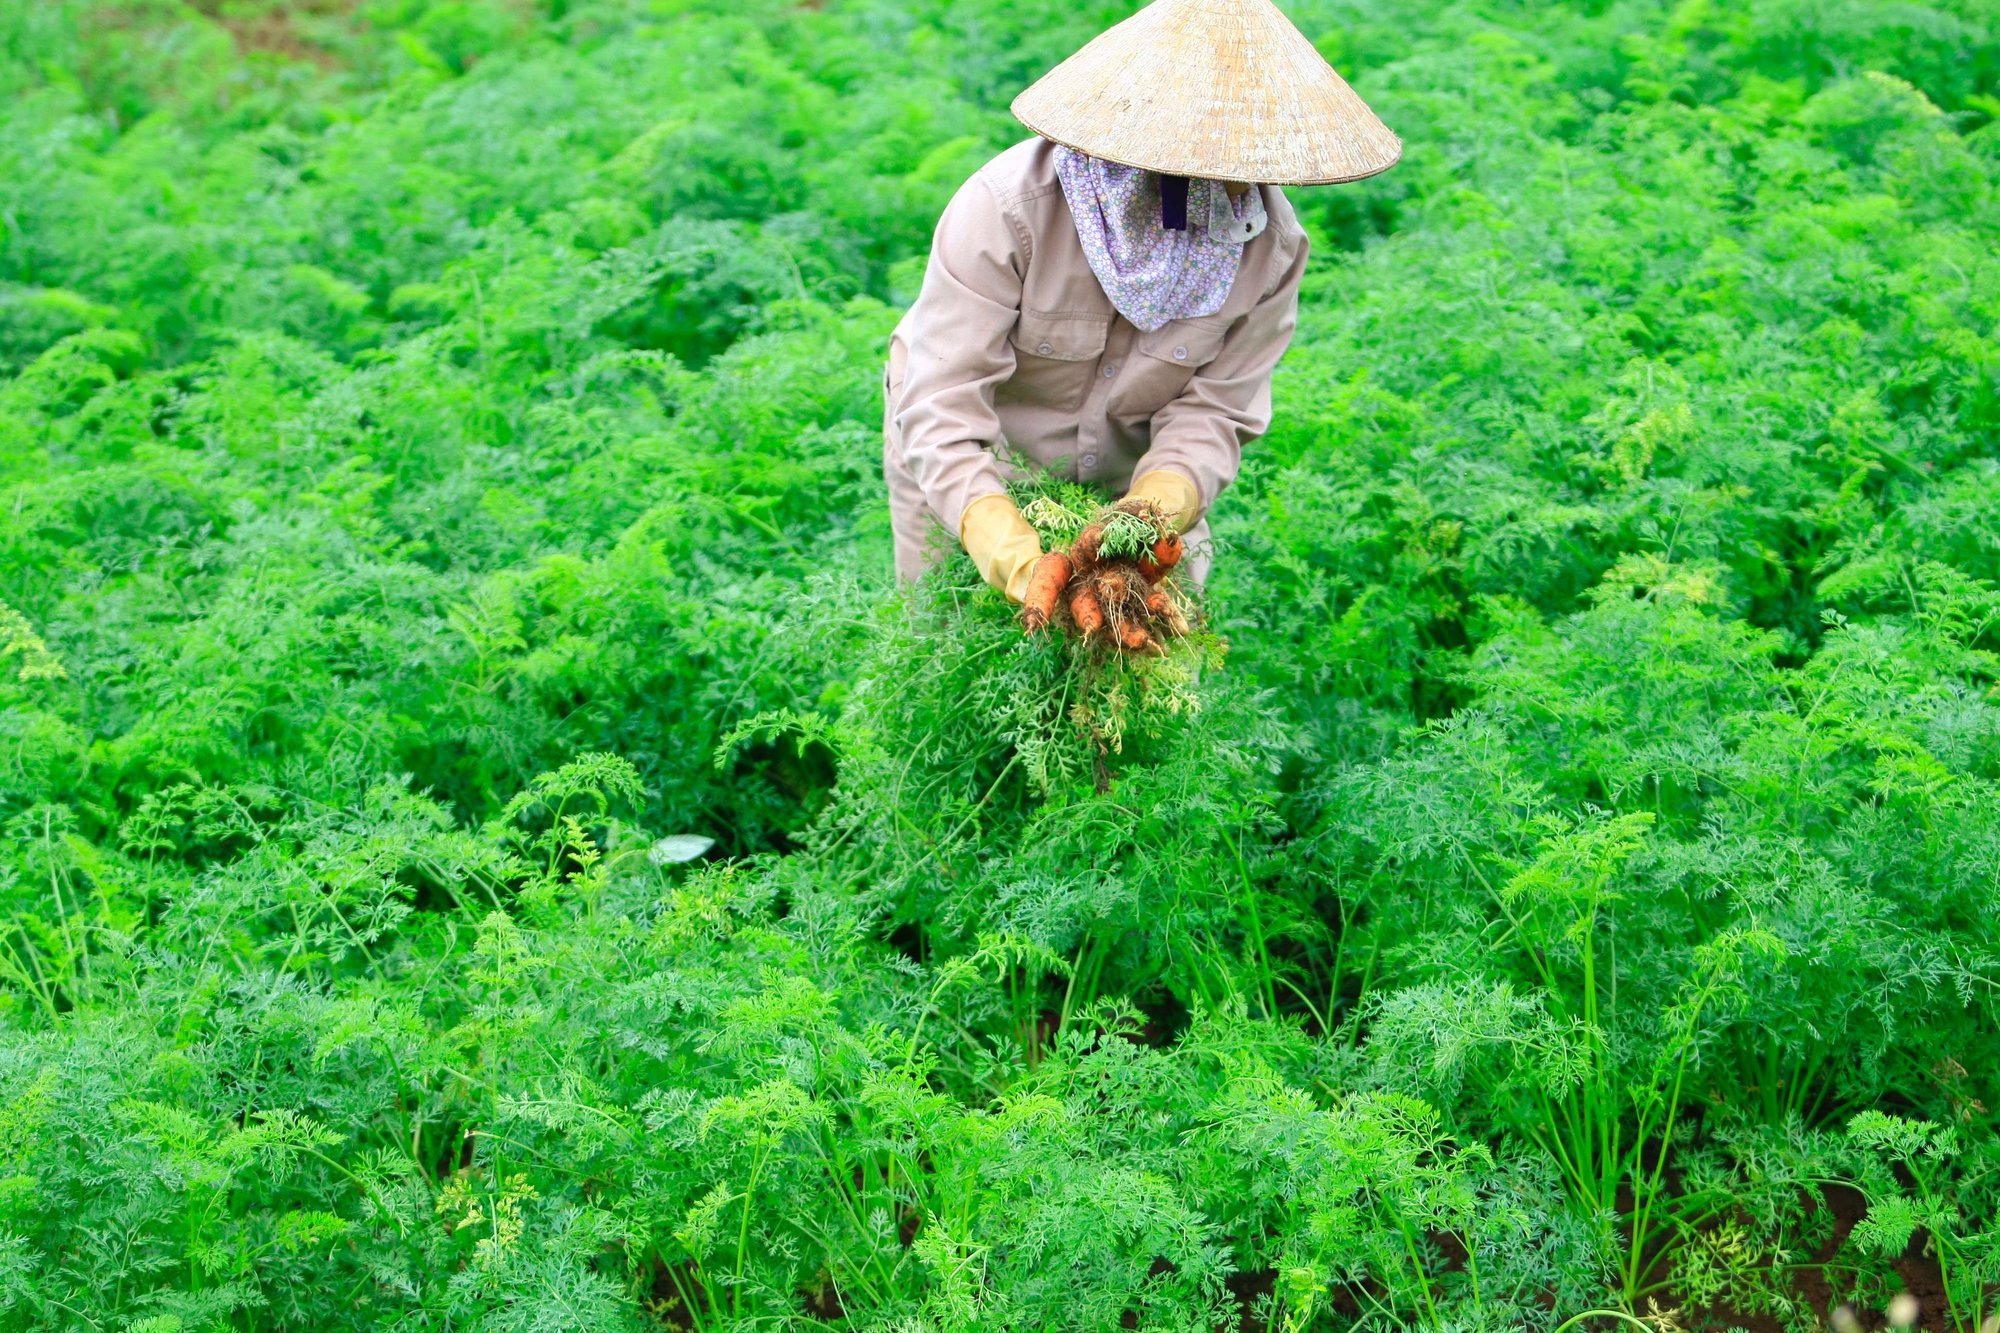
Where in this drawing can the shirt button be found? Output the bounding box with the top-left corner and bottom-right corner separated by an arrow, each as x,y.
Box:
1082,454 -> 1098,468
1037,342 -> 1053,355
1103,365 -> 1118,378
1173,346 -> 1189,361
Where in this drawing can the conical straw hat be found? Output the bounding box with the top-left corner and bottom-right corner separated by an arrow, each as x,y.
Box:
1012,0 -> 1401,186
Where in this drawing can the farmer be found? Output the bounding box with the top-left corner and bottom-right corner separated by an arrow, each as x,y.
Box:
883,0 -> 1399,603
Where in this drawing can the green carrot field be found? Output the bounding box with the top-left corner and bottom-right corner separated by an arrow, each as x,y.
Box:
2,1 -> 1998,1328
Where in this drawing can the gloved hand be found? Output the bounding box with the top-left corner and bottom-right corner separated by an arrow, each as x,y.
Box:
959,493 -> 1044,603
1123,469 -> 1202,535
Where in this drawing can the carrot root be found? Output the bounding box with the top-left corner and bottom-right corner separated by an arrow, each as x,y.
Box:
1146,586 -> 1190,637
1136,534 -> 1182,583
1069,585 -> 1106,637
1070,521 -> 1106,571
1019,551 -> 1074,632
1094,567 -> 1134,604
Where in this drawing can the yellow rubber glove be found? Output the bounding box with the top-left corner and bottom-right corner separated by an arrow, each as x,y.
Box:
1125,469 -> 1202,535
959,493 -> 1044,603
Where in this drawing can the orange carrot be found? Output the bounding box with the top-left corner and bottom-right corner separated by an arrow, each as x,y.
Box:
1069,521 -> 1106,571
1145,586 -> 1190,637
1069,585 -> 1106,636
1118,620 -> 1152,652
1094,566 -> 1134,604
1137,532 -> 1184,584
1019,551 -> 1073,632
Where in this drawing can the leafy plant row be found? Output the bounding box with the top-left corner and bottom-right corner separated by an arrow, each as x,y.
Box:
0,0 -> 1996,1330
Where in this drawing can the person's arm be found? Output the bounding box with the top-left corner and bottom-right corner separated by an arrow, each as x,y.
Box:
892,172 -> 1028,540
1127,229 -> 1310,532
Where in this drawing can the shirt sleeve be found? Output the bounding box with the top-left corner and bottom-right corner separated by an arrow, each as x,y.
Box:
889,172 -> 1026,538
1134,226 -> 1309,515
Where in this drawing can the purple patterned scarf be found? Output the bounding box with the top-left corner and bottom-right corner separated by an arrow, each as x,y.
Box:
1054,145 -> 1268,333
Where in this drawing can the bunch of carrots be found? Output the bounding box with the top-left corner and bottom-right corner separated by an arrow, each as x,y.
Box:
1019,498 -> 1191,654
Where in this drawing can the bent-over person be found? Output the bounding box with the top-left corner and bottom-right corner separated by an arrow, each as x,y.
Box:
883,0 -> 1401,601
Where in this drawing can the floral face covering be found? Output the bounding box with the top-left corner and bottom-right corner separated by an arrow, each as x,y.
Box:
1053,145 -> 1269,333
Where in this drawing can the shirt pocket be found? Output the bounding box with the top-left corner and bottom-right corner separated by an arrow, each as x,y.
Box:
1111,317 -> 1232,420
998,310 -> 1110,413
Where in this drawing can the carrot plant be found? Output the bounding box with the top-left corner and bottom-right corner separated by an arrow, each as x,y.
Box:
1845,1113 -> 2000,1333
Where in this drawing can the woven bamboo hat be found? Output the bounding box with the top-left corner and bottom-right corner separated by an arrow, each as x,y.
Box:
1012,0 -> 1401,186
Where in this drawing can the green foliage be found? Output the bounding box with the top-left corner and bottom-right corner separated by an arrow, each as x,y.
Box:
1,0 -> 1997,1329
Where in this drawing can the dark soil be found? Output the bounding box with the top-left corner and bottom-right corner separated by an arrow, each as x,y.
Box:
1221,1188 -> 1969,1333
1685,1187 -> 1962,1333
191,0 -> 364,68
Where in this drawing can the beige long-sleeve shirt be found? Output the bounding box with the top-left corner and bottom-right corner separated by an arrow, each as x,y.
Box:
883,137 -> 1308,574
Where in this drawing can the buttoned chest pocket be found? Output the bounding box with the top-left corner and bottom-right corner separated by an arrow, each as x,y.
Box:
1110,318 -> 1231,420
998,311 -> 1109,413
